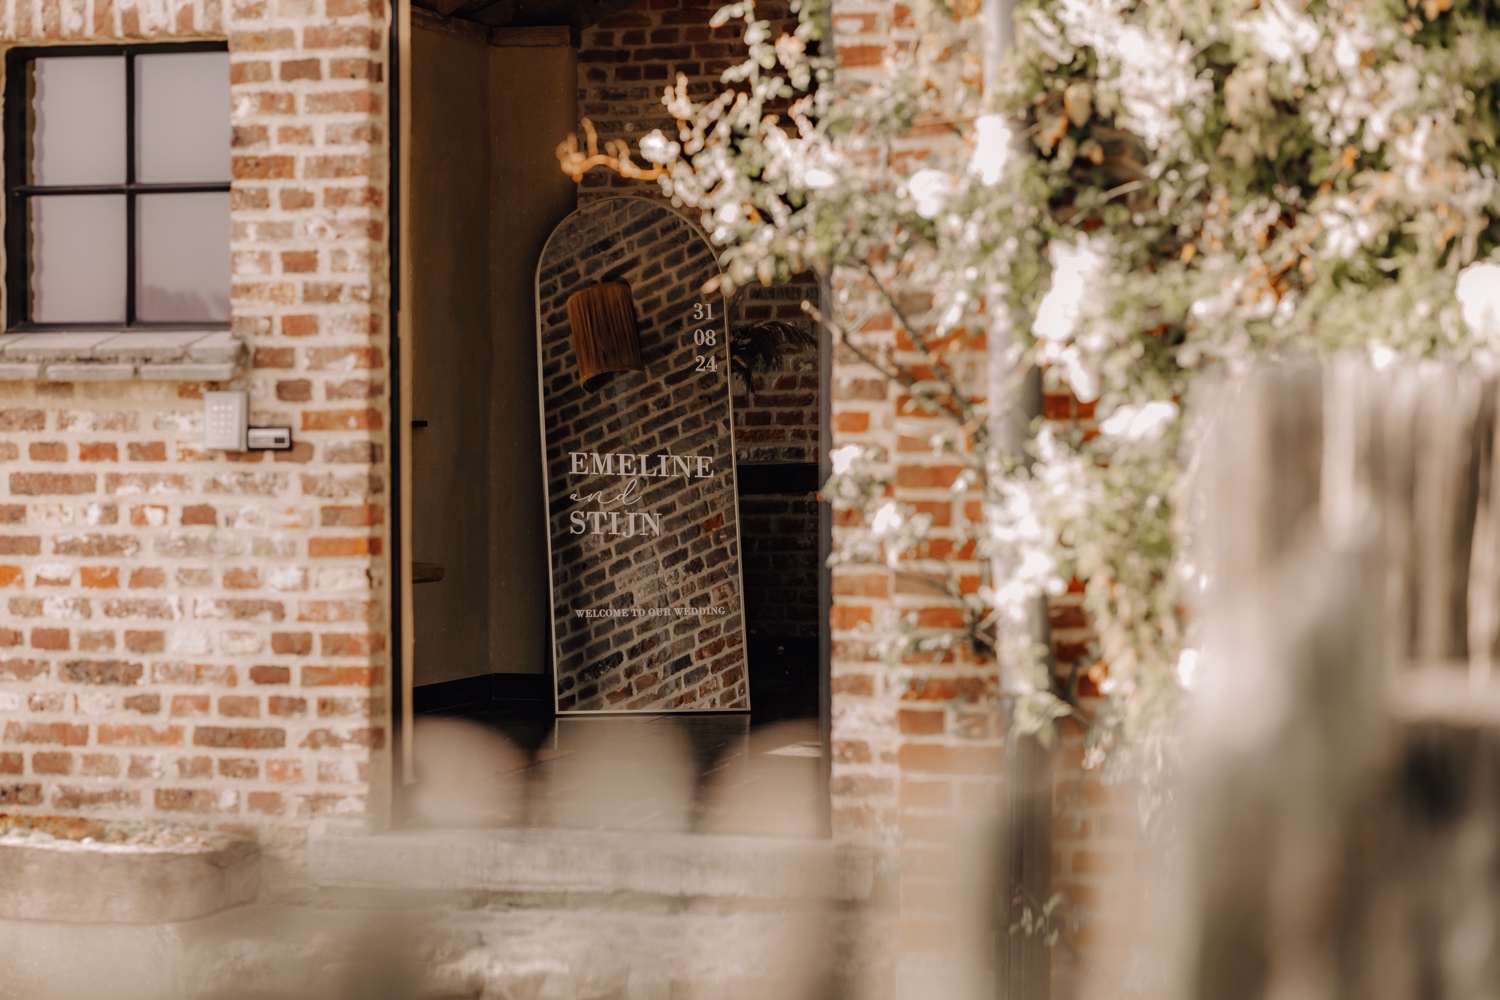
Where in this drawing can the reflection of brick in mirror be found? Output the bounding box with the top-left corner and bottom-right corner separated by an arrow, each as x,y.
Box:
537,199 -> 749,714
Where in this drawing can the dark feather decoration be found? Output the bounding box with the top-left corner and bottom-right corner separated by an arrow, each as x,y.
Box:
729,320 -> 818,400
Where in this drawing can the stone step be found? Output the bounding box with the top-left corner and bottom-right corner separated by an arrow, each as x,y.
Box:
0,827 -> 258,924
310,827 -> 875,902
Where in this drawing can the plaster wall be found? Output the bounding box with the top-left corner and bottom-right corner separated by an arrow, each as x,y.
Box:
486,37 -> 574,676
408,21 -> 492,686
407,20 -> 573,685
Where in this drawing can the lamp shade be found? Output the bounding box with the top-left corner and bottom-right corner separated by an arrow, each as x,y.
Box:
566,282 -> 643,392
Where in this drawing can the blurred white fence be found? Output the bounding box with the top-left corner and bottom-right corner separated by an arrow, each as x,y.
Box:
1097,359 -> 1500,1000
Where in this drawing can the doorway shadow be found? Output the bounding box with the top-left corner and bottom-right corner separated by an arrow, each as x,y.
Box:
405,705 -> 825,839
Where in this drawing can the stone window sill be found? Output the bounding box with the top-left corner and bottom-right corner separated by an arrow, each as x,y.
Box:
0,330 -> 244,382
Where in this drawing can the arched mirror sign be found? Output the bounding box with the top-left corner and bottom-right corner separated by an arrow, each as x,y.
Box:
535,198 -> 749,714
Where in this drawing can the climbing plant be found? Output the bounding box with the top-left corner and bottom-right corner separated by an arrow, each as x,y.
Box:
560,0 -> 1500,795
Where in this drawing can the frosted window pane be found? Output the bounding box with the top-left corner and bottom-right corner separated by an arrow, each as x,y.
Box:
136,193 -> 231,323
32,57 -> 126,185
32,196 -> 127,323
136,52 -> 231,184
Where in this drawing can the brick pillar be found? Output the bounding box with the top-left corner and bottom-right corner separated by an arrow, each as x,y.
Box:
822,0 -> 1008,993
0,0 -> 393,859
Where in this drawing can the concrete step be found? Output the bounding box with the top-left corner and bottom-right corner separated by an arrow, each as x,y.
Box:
309,827 -> 875,902
0,828 -> 258,924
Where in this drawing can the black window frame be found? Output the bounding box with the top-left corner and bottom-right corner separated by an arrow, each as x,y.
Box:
3,41 -> 232,333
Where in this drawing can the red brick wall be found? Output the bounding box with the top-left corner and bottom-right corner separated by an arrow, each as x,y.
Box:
828,336 -> 1112,979
738,491 -> 819,637
1041,393 -> 1118,985
576,0 -> 819,461
0,0 -> 217,37
730,305 -> 820,465
828,319 -> 1001,982
576,0 -> 822,653
576,0 -> 764,200
821,0 -> 1117,990
0,0 -> 392,853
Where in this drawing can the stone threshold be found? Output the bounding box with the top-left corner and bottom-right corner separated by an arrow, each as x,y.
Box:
0,832 -> 260,924
0,330 -> 243,381
311,827 -> 876,902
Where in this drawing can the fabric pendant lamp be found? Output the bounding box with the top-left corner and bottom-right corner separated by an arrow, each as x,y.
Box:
567,282 -> 644,392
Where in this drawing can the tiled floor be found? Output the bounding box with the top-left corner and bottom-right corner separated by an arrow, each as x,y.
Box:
407,713 -> 826,838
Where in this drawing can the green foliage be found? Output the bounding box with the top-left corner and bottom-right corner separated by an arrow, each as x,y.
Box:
578,0 -> 1500,794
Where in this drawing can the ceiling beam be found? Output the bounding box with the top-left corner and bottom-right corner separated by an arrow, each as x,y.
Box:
412,0 -> 644,31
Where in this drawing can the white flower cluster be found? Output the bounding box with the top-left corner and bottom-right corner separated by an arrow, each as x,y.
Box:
1032,238 -> 1108,402
1030,0 -> 1211,151
575,0 -> 1500,787
1458,263 -> 1500,340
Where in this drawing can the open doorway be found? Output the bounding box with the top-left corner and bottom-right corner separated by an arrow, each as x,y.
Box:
400,13 -> 568,724
393,0 -> 829,831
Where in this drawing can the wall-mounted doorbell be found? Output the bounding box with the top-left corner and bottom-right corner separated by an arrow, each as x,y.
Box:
247,427 -> 293,450
203,391 -> 293,452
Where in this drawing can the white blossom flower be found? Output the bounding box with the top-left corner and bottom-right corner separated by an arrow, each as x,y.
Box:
829,444 -> 863,475
1238,0 -> 1319,67
1364,63 -> 1420,149
1319,199 -> 1374,260
1033,238 -> 1106,343
1025,8 -> 1074,64
803,168 -> 837,189
907,169 -> 956,220
968,114 -> 1013,187
870,502 -> 904,536
774,33 -> 805,69
1043,346 -> 1098,402
1175,648 -> 1199,689
1031,238 -> 1107,399
1457,263 -> 1500,338
1100,401 -> 1179,443
1052,0 -> 1208,149
1331,24 -> 1367,72
715,202 -> 744,226
1391,116 -> 1435,194
638,129 -> 680,165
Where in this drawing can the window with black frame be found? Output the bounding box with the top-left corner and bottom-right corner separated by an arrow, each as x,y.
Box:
3,44 -> 231,331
